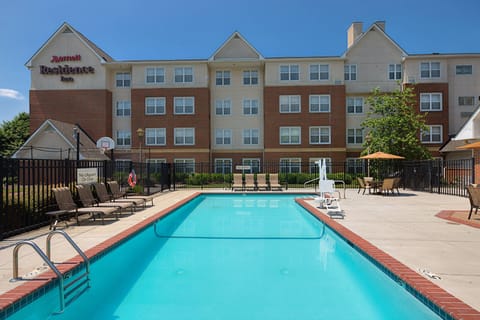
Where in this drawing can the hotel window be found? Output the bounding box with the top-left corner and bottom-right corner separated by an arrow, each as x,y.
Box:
346,158 -> 365,175
279,95 -> 300,113
456,65 -> 473,75
145,97 -> 166,115
174,67 -> 193,83
243,158 -> 261,173
280,127 -> 301,144
347,128 -> 363,144
214,158 -> 232,174
216,70 -> 231,85
243,99 -> 259,115
116,131 -> 131,147
280,64 -> 299,81
347,97 -> 363,114
420,93 -> 442,111
421,125 -> 442,143
309,158 -> 332,174
174,128 -> 195,145
243,129 -> 259,145
174,97 -> 195,114
420,62 -> 440,78
243,70 -> 258,85
116,101 -> 131,116
458,96 -> 475,106
146,159 -> 166,173
280,158 -> 301,173
145,67 -> 165,84
344,64 -> 357,81
115,159 -> 131,173
215,99 -> 231,115
309,95 -> 330,113
174,159 -> 195,173
215,129 -> 232,145
116,72 -> 131,87
145,128 -> 166,146
310,126 -> 331,144
388,64 -> 402,80
309,64 -> 329,80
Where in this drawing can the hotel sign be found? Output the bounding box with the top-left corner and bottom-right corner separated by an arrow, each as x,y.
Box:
40,54 -> 95,82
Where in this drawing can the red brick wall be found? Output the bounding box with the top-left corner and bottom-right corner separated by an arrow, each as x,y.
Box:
29,89 -> 112,141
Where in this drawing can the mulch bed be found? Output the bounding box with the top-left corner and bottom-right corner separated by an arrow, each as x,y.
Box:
436,210 -> 480,229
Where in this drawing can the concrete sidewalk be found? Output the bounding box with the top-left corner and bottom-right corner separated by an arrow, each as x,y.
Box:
0,188 -> 478,313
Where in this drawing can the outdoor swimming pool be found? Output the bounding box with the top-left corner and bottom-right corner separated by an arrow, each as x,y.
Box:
7,193 -> 441,319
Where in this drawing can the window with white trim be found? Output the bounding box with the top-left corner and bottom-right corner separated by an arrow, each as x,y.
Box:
280,64 -> 299,81
174,159 -> 195,173
347,97 -> 363,114
216,71 -> 231,85
116,131 -> 131,147
420,62 -> 440,78
279,95 -> 300,113
215,129 -> 232,145
458,96 -> 475,106
214,158 -> 232,174
243,129 -> 259,145
146,159 -> 166,173
243,99 -> 259,115
116,72 -> 131,87
174,97 -> 195,114
388,64 -> 402,80
215,99 -> 231,115
309,126 -> 331,144
280,127 -> 301,144
309,95 -> 330,112
420,93 -> 442,111
280,158 -> 301,173
346,158 -> 365,174
344,64 -> 357,80
309,158 -> 332,174
145,67 -> 165,84
145,97 -> 166,115
174,67 -> 193,83
242,158 -> 261,173
347,128 -> 363,144
243,70 -> 258,85
456,65 -> 473,75
309,64 -> 329,81
116,101 -> 131,116
421,125 -> 442,143
174,128 -> 195,145
145,128 -> 166,146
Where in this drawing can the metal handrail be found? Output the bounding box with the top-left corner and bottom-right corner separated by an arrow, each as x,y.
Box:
303,177 -> 346,198
46,230 -> 90,276
12,240 -> 65,310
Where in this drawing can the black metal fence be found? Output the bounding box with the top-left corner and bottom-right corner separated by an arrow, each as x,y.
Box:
0,157 -> 474,240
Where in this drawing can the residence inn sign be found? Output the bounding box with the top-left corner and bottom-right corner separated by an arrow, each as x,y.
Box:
39,54 -> 95,82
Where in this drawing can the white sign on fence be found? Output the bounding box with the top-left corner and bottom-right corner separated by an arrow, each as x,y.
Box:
235,165 -> 251,170
77,168 -> 98,184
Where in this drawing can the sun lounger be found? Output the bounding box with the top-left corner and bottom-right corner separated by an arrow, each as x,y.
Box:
256,173 -> 268,191
244,174 -> 256,191
76,184 -> 132,214
92,182 -> 144,210
232,174 -> 244,191
268,173 -> 282,191
107,181 -> 154,206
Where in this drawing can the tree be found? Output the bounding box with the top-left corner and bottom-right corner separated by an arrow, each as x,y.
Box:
0,112 -> 30,157
361,85 -> 431,160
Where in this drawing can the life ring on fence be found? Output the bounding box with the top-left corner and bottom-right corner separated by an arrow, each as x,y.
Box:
128,170 -> 137,187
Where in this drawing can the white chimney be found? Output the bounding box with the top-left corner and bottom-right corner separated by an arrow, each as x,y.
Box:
347,22 -> 363,48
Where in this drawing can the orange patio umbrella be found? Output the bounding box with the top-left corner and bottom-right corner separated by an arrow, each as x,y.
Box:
457,141 -> 480,150
360,151 -> 405,160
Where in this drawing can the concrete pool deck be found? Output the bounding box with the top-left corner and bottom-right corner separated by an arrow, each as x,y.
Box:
0,188 -> 479,318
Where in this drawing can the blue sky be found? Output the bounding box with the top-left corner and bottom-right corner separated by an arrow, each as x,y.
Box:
0,0 -> 479,124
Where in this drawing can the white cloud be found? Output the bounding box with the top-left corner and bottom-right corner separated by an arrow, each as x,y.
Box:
0,89 -> 24,100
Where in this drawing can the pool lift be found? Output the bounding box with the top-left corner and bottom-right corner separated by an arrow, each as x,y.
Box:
11,230 -> 90,313
314,159 -> 344,218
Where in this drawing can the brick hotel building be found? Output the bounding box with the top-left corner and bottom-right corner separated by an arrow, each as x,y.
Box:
25,21 -> 480,172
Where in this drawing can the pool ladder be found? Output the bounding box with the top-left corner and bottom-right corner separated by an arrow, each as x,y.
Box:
12,230 -> 90,313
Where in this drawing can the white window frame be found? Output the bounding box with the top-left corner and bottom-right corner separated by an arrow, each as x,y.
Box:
344,64 -> 357,81
280,64 -> 299,81
116,100 -> 131,117
116,131 -> 131,147
420,62 -> 440,78
145,97 -> 166,115
309,64 -> 329,81
280,127 -> 301,145
243,70 -> 258,85
145,128 -> 166,146
242,158 -> 261,173
116,72 -> 131,87
215,99 -> 231,116
420,93 -> 442,111
346,158 -> 366,175
421,125 -> 442,143
279,95 -> 301,113
146,158 -> 167,173
174,67 -> 193,83
309,126 -> 331,144
309,95 -> 330,113
388,64 -> 402,80
214,158 -> 232,174
347,128 -> 363,144
280,158 -> 301,173
174,97 -> 195,114
145,67 -> 165,84
215,70 -> 231,86
243,129 -> 259,145
243,99 -> 259,115
174,158 -> 195,173
347,97 -> 364,114
174,128 -> 195,145
215,129 -> 232,145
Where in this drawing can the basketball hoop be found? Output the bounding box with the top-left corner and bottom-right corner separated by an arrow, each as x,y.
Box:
96,137 -> 115,155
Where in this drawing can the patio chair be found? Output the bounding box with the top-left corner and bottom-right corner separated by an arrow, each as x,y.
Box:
52,187 -> 119,225
256,173 -> 268,191
378,178 -> 396,196
92,182 -> 143,211
466,185 -> 480,219
357,177 -> 372,194
244,174 -> 256,191
76,184 -> 132,214
231,174 -> 244,191
107,181 -> 154,206
268,173 -> 283,191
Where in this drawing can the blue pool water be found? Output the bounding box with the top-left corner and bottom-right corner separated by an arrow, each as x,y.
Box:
8,194 -> 440,319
